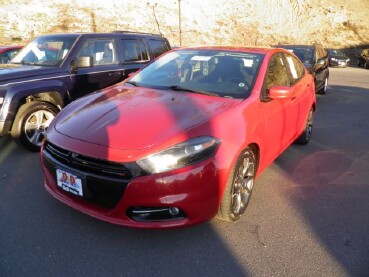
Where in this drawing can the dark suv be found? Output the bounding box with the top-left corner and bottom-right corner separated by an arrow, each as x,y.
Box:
0,31 -> 171,150
273,44 -> 329,94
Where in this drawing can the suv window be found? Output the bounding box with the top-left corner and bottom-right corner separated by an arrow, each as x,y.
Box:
121,39 -> 149,63
148,39 -> 170,58
266,53 -> 289,89
77,39 -> 118,66
284,53 -> 305,85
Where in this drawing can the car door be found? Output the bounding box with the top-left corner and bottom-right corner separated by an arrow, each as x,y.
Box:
70,38 -> 125,100
260,53 -> 300,161
283,52 -> 313,134
313,46 -> 328,89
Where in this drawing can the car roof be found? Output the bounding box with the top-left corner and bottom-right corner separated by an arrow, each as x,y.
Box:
38,32 -> 164,39
0,45 -> 23,53
0,45 -> 23,50
273,44 -> 315,49
173,45 -> 277,54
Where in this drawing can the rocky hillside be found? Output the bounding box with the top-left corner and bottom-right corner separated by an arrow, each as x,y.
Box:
0,0 -> 368,53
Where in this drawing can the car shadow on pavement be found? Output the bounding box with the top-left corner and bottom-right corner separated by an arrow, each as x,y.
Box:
272,84 -> 369,276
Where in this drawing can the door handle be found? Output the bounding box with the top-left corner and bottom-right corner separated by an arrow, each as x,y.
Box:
108,72 -> 121,77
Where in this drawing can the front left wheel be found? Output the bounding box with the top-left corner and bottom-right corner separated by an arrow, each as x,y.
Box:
218,147 -> 257,222
11,101 -> 58,151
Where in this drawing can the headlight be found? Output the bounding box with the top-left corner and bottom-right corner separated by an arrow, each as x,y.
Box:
137,136 -> 221,174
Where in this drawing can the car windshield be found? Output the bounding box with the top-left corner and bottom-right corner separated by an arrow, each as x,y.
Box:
329,49 -> 345,56
128,49 -> 263,99
11,35 -> 78,66
283,47 -> 314,64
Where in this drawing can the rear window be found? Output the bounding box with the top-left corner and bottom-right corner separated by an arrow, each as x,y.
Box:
148,39 -> 169,58
121,39 -> 149,63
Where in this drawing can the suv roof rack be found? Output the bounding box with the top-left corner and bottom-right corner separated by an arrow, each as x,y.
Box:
112,31 -> 162,37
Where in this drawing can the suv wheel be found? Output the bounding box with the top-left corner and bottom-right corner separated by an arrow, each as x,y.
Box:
11,102 -> 58,151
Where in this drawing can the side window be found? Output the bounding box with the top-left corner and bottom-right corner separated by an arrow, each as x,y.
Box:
121,39 -> 149,63
148,39 -> 169,58
284,53 -> 305,86
77,39 -> 118,66
265,53 -> 289,90
8,49 -> 20,59
0,50 -> 19,63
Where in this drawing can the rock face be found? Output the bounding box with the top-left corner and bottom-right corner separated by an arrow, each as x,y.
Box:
0,0 -> 368,49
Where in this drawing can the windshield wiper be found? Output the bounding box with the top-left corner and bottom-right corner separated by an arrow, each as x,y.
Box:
20,61 -> 36,65
169,85 -> 219,97
125,80 -> 140,87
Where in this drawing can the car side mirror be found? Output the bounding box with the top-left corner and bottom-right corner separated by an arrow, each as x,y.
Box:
72,56 -> 93,71
268,86 -> 296,100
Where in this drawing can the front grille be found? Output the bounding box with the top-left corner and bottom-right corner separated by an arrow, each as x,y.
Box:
43,140 -> 145,209
44,141 -> 133,179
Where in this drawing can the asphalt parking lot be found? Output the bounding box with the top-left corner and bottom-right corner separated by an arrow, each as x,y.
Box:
1,66 -> 369,276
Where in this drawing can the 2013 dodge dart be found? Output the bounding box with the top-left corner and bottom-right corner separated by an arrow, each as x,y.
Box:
41,46 -> 316,228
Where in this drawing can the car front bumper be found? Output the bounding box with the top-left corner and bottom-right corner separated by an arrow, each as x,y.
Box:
41,142 -> 228,229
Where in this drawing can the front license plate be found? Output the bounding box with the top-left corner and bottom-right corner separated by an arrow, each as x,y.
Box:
56,169 -> 83,197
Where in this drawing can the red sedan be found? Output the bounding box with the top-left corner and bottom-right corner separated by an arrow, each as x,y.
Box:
41,46 -> 316,228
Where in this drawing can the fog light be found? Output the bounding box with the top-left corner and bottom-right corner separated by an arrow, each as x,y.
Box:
169,207 -> 180,216
126,206 -> 186,221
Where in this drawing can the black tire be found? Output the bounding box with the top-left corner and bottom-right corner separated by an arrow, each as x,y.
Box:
218,147 -> 257,222
295,108 -> 314,145
365,61 -> 369,69
11,101 -> 58,151
318,77 -> 328,94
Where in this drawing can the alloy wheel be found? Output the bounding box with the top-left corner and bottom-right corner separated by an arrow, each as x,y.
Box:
24,110 -> 55,147
231,153 -> 255,217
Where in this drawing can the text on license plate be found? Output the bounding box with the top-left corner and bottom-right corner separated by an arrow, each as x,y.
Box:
56,169 -> 83,197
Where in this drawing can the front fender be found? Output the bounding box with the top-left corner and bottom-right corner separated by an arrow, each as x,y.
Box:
0,80 -> 69,127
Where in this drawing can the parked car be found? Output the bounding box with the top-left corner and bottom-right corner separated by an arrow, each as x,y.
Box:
0,31 -> 171,151
0,45 -> 23,63
358,49 -> 369,69
41,46 -> 317,229
327,49 -> 350,67
273,44 -> 329,94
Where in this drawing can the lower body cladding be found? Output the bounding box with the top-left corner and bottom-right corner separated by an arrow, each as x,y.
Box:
41,148 -> 223,229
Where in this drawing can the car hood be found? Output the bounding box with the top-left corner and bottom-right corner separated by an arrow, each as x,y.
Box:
0,63 -> 61,83
54,86 -> 241,150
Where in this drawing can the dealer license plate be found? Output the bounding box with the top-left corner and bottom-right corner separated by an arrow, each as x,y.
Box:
56,169 -> 83,197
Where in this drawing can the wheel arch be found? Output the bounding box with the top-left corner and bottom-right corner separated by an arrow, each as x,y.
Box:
3,80 -> 70,131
